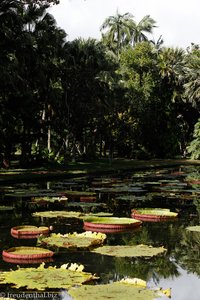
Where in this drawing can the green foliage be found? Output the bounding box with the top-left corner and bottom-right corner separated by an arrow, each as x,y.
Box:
0,0 -> 199,163
187,119 -> 200,159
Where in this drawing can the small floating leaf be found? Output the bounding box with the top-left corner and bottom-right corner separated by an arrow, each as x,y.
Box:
92,244 -> 167,257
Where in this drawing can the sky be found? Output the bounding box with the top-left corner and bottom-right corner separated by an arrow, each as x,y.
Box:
49,0 -> 200,49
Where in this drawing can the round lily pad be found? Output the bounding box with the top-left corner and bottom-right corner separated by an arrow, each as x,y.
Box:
83,217 -> 142,230
11,225 -> 50,237
186,226 -> 200,232
131,208 -> 178,221
80,196 -> 96,202
39,231 -> 107,250
0,263 -> 98,290
0,206 -> 14,212
91,244 -> 167,257
32,211 -> 83,219
2,256 -> 54,264
2,246 -> 54,260
68,278 -> 169,300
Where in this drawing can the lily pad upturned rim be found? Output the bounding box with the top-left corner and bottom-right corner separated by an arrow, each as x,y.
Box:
2,246 -> 54,260
2,255 -> 54,264
131,208 -> 178,221
11,225 -> 50,236
83,217 -> 142,229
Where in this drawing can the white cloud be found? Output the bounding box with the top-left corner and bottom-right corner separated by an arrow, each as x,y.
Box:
50,0 -> 200,48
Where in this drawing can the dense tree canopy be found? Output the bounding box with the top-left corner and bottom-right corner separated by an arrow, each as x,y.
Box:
0,3 -> 199,167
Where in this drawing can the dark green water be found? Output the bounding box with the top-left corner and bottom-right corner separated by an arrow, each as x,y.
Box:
0,165 -> 200,300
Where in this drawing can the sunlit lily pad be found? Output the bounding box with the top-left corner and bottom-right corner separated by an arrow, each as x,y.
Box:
2,246 -> 54,260
83,216 -> 142,230
32,211 -> 83,219
67,202 -> 106,207
186,226 -> 200,232
11,225 -> 50,237
31,196 -> 68,203
39,231 -> 106,250
68,278 -> 170,300
0,263 -> 98,290
92,244 -> 166,257
0,206 -> 14,211
131,208 -> 178,221
0,298 -> 17,300
88,212 -> 113,217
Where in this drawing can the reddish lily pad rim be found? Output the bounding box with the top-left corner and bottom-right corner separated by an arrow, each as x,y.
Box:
131,208 -> 178,221
3,255 -> 54,264
83,217 -> 142,229
2,246 -> 54,260
11,225 -> 50,236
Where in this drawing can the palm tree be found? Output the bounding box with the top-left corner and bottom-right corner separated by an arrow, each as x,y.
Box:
183,45 -> 200,111
100,12 -> 156,57
130,15 -> 156,45
158,47 -> 185,83
100,11 -> 134,57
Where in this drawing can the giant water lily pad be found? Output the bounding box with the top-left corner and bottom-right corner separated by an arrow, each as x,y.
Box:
39,231 -> 106,250
11,225 -> 50,237
83,216 -> 142,230
31,196 -> 68,203
131,208 -> 178,221
0,206 -> 14,211
92,244 -> 166,257
67,202 -> 106,207
68,278 -> 170,300
32,211 -> 83,219
186,226 -> 200,232
2,246 -> 54,260
0,263 -> 98,290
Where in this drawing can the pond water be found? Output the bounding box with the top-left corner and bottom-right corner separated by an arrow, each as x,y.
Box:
0,165 -> 200,300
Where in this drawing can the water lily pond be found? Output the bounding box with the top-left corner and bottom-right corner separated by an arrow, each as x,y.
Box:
0,165 -> 200,300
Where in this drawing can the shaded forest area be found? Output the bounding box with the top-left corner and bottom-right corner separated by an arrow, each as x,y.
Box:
0,0 -> 200,168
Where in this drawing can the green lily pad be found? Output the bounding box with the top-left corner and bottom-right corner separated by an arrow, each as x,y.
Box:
88,212 -> 113,217
39,231 -> 107,250
31,196 -> 68,203
68,278 -> 170,300
131,208 -> 178,218
92,244 -> 167,257
67,202 -> 106,207
0,263 -> 98,290
0,206 -> 14,211
32,211 -> 83,219
0,298 -> 16,300
83,216 -> 141,225
83,217 -> 142,231
2,246 -> 54,260
186,226 -> 200,232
